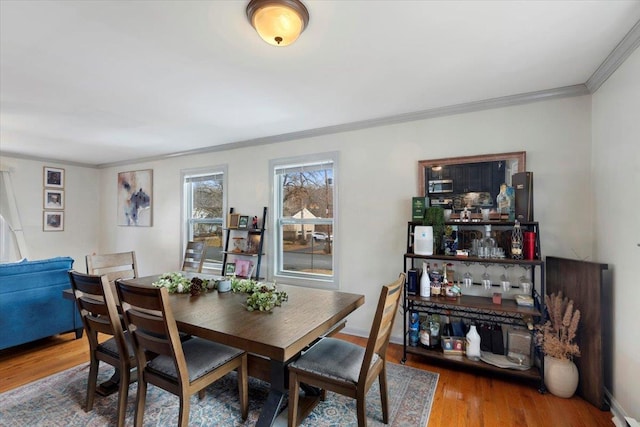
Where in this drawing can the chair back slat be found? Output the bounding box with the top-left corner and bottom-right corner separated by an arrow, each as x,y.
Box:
116,281 -> 188,383
181,241 -> 206,273
359,272 -> 405,383
86,251 -> 138,283
69,270 -> 128,354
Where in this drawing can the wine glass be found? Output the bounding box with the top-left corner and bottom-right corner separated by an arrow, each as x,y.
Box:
500,265 -> 512,294
518,266 -> 532,295
481,264 -> 492,291
463,262 -> 473,288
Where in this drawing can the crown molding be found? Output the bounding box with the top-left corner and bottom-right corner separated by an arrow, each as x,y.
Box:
586,19 -> 640,93
0,151 -> 98,169
96,84 -> 589,169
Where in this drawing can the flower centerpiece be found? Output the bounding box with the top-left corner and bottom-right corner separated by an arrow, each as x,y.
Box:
153,272 -> 211,296
535,291 -> 581,398
231,277 -> 288,312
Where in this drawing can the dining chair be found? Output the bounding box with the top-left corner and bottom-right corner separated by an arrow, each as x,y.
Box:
181,241 -> 206,273
287,272 -> 406,427
86,251 -> 138,283
68,270 -> 137,427
115,280 -> 249,427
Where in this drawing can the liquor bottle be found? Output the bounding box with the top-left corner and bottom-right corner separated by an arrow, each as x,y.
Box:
419,262 -> 431,298
511,220 -> 524,259
409,312 -> 420,346
442,316 -> 454,338
481,225 -> 496,258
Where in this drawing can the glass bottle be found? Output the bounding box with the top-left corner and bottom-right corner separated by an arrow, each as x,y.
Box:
419,262 -> 431,298
511,220 -> 524,259
466,323 -> 481,361
443,316 -> 454,338
409,312 -> 420,346
496,183 -> 509,216
482,225 -> 496,258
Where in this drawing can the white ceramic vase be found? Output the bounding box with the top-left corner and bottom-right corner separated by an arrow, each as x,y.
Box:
544,355 -> 579,398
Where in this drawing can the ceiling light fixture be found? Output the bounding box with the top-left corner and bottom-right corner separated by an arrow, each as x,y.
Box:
246,0 -> 309,47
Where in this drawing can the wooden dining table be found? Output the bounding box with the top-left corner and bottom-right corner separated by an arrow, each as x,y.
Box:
121,275 -> 365,427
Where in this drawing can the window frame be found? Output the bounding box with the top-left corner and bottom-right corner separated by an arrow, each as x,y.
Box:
270,152 -> 338,289
181,165 -> 228,272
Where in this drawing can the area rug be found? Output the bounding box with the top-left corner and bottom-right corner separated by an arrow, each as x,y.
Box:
0,362 -> 438,426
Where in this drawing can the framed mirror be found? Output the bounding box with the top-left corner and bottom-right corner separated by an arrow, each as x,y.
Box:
418,151 -> 526,212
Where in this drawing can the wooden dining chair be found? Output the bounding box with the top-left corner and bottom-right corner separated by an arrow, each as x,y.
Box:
287,272 -> 406,427
115,281 -> 248,427
68,270 -> 137,427
86,251 -> 138,283
181,241 -> 206,273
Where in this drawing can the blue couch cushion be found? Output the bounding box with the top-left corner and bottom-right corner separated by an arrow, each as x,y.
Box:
0,256 -> 78,350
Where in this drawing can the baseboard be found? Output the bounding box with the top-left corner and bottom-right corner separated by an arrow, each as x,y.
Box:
608,388 -> 638,427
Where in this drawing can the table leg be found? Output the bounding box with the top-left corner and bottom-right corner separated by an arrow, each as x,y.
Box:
255,360 -> 287,427
95,369 -> 121,396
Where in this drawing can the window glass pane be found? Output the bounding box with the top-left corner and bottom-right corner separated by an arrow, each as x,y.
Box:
272,153 -> 336,286
184,170 -> 225,266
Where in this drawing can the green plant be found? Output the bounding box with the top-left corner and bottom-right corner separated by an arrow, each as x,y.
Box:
231,277 -> 288,312
152,272 -> 210,296
423,206 -> 445,254
535,292 -> 581,361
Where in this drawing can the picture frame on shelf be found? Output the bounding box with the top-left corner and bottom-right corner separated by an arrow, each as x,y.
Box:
238,215 -> 249,229
43,211 -> 64,231
228,213 -> 240,229
235,259 -> 252,277
246,233 -> 261,254
43,167 -> 64,188
225,262 -> 236,276
43,189 -> 64,210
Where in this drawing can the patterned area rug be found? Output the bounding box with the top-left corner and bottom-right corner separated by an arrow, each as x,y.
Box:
0,362 -> 438,426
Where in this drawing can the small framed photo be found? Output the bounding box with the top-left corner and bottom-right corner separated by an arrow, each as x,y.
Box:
44,189 -> 64,210
225,262 -> 236,276
228,213 -> 240,229
44,167 -> 64,188
43,211 -> 64,231
238,215 -> 249,229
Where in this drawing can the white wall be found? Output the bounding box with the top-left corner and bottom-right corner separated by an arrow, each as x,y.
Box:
8,89 -> 631,413
0,157 -> 99,268
96,95 -> 594,337
592,46 -> 640,420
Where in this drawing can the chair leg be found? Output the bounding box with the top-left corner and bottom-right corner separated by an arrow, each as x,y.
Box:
356,389 -> 367,427
134,375 -> 147,427
237,356 -> 248,420
178,395 -> 190,427
198,389 -> 205,399
287,371 -> 300,427
116,367 -> 130,427
379,363 -> 389,424
86,356 -> 99,411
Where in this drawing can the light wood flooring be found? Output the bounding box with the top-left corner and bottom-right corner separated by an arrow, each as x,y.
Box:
0,332 -> 613,426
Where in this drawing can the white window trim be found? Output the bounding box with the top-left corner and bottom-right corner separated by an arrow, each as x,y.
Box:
180,165 -> 228,272
269,152 -> 339,289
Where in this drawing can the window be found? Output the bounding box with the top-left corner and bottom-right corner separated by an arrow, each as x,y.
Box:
271,152 -> 337,288
182,167 -> 227,271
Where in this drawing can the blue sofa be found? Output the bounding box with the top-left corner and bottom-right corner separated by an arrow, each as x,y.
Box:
0,257 -> 82,350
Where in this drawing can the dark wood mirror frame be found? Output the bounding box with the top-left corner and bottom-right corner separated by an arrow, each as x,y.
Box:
418,151 -> 526,197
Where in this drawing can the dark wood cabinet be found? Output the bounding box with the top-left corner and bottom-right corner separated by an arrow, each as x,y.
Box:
546,257 -> 610,410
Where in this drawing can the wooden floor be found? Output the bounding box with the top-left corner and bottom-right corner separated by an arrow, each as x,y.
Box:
0,332 -> 613,426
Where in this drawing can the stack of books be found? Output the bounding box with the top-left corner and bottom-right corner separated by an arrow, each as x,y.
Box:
515,294 -> 534,307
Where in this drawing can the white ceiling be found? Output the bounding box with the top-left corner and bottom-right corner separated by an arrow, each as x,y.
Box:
1,1 -> 639,167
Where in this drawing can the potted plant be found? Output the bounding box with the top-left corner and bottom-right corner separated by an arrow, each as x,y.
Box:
535,291 -> 581,398
423,206 -> 445,255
